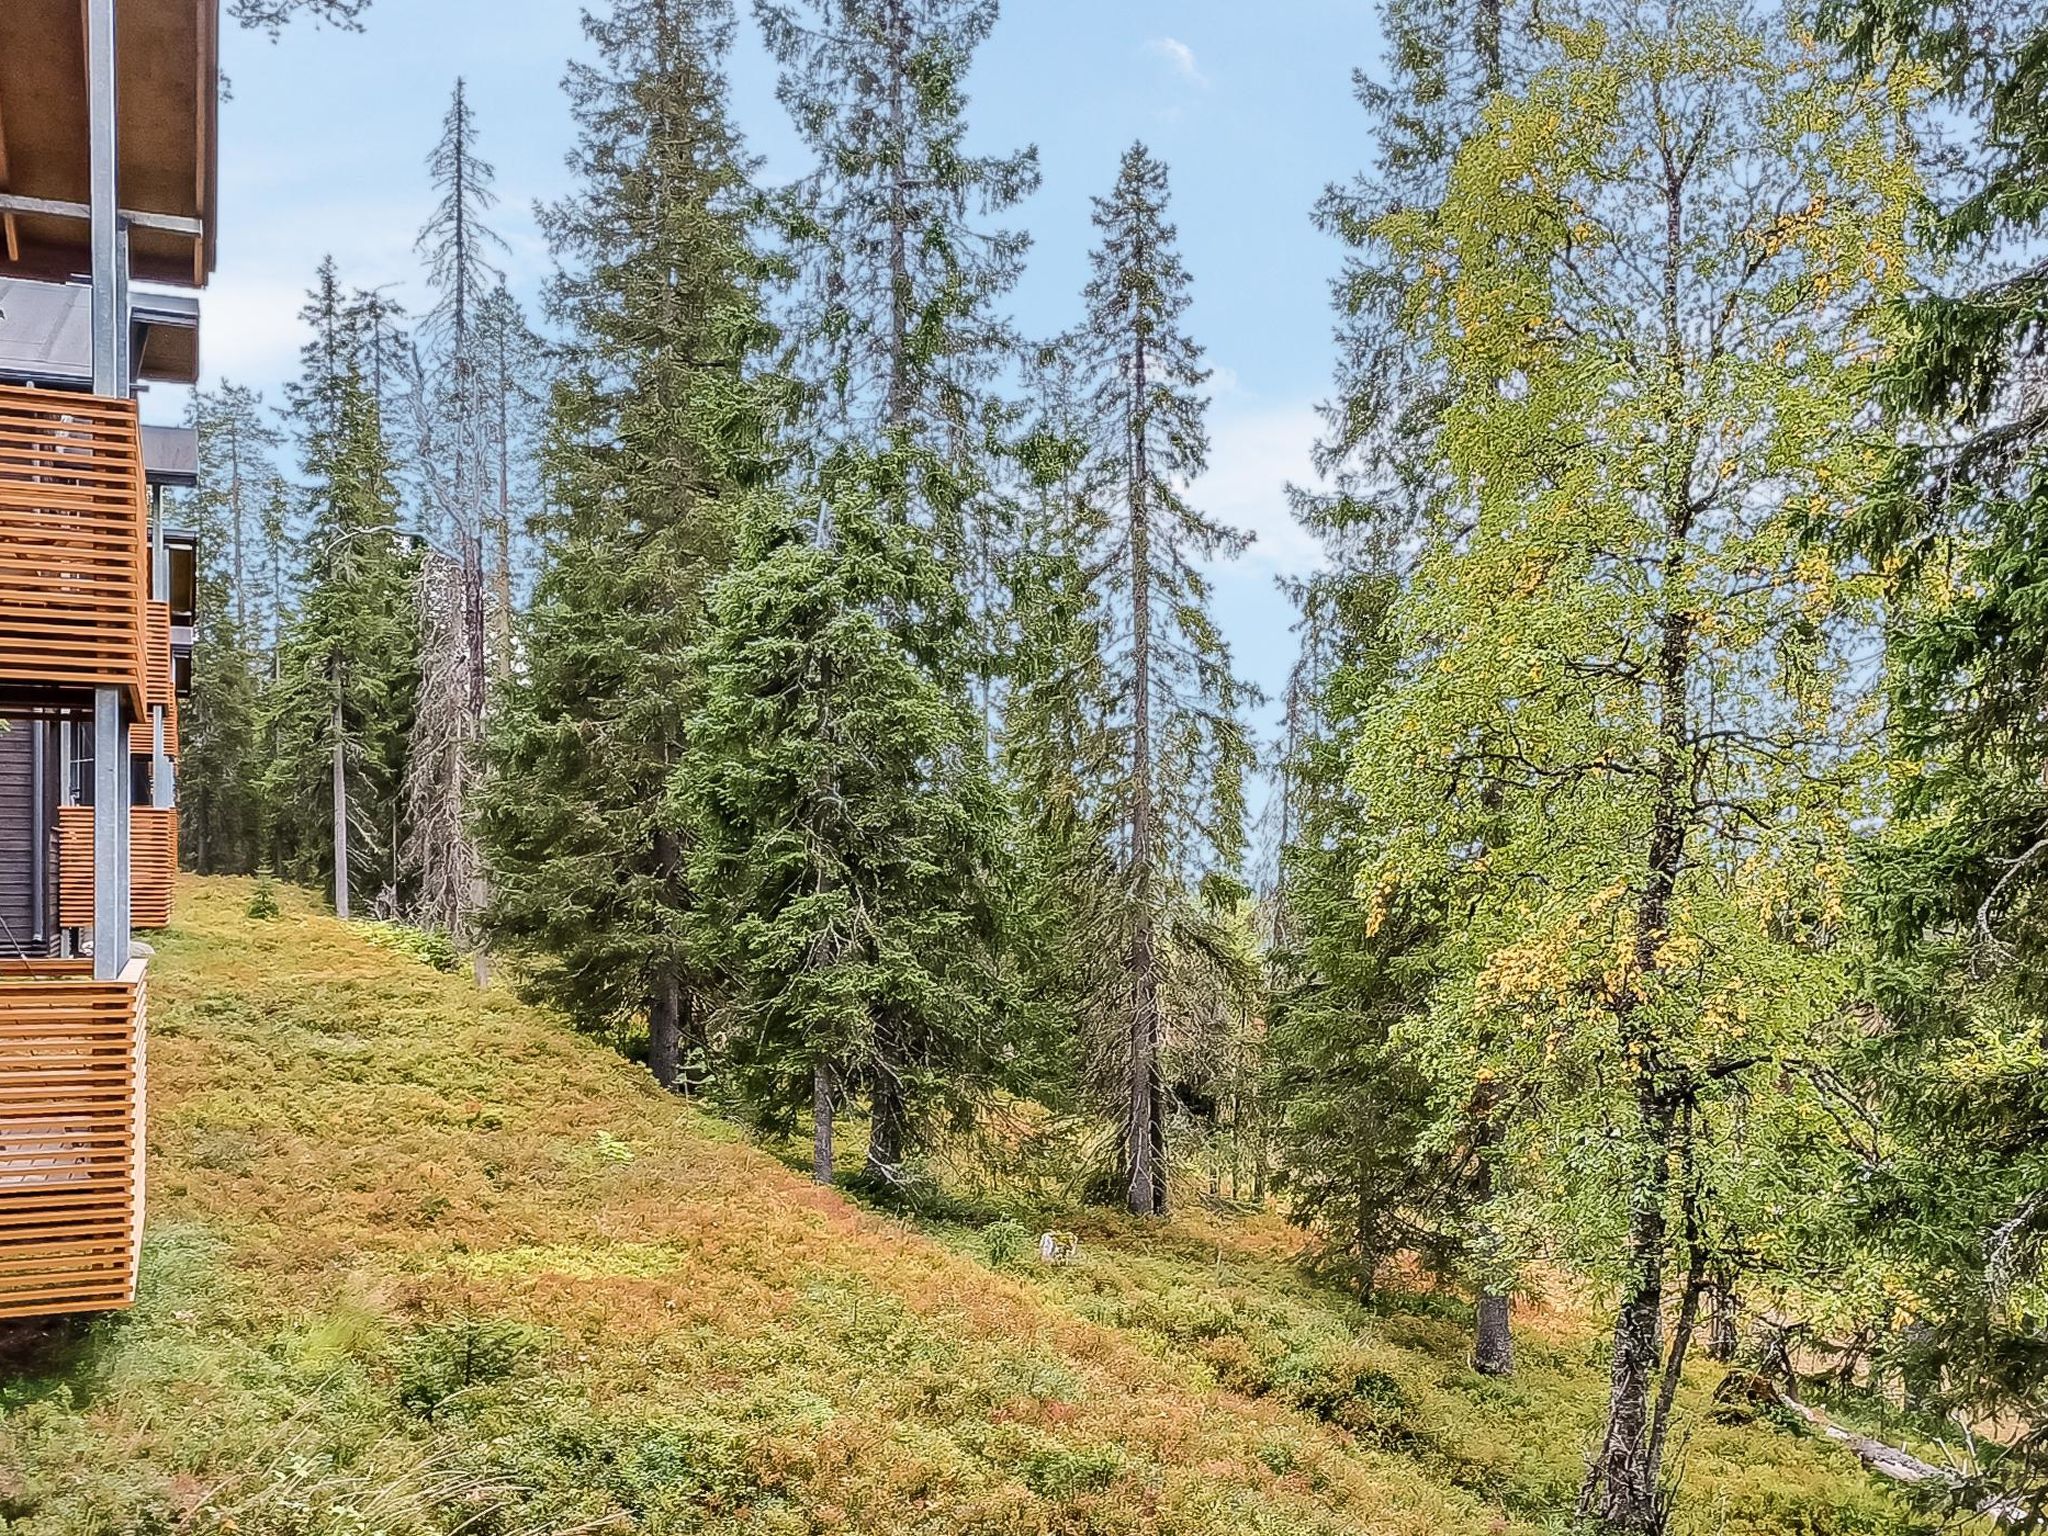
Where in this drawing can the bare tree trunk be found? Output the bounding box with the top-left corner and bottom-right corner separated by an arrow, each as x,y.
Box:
492,324 -> 515,680
1707,1282 -> 1739,1363
813,1062 -> 835,1185
1471,1095 -> 1515,1376
883,0 -> 911,441
648,967 -> 682,1091
867,1065 -> 905,1185
1475,1293 -> 1515,1376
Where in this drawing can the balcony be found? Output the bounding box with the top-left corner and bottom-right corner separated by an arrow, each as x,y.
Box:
0,384 -> 148,715
0,958 -> 147,1321
58,806 -> 178,931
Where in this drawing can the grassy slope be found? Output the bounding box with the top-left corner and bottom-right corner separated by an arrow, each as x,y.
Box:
0,879 -> 1923,1536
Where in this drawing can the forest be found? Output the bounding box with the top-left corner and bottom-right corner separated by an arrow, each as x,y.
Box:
156,0 -> 2048,1530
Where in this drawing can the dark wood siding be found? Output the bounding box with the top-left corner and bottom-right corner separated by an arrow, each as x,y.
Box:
0,716 -> 57,958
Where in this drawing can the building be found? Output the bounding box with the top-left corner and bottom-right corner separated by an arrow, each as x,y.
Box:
0,0 -> 219,1321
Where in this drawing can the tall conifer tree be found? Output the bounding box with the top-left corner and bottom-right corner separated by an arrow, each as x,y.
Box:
1833,0 -> 2048,1516
478,0 -> 785,1090
1070,144 -> 1254,1217
755,0 -> 1038,665
268,359 -> 419,918
686,454 -> 1013,1187
182,386 -> 286,875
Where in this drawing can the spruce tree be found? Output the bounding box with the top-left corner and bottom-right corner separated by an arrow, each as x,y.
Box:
755,0 -> 1038,659
1074,144 -> 1254,1217
182,385 -> 285,875
406,81 -> 508,946
1831,0 -> 2048,1516
1001,347 -> 1118,1106
267,365 -> 419,917
477,0 -> 785,1091
685,453 -> 1011,1188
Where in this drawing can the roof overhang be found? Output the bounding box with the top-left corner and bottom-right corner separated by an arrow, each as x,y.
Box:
0,276 -> 199,387
141,424 -> 197,485
0,0 -> 221,289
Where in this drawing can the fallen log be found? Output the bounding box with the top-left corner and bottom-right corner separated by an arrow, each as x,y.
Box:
1716,1371 -> 2031,1525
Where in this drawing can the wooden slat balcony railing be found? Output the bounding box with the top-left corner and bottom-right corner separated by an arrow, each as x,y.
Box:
0,385 -> 148,716
0,959 -> 148,1321
58,806 -> 179,931
129,601 -> 178,759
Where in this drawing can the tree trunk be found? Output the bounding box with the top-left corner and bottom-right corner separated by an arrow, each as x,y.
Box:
1470,1095 -> 1514,1376
1474,1292 -> 1515,1377
1580,1140 -> 1670,1534
492,329 -> 515,680
647,967 -> 682,1091
867,1061 -> 905,1185
1707,1281 -> 1739,1363
330,695 -> 350,920
813,1062 -> 835,1185
883,0 -> 911,439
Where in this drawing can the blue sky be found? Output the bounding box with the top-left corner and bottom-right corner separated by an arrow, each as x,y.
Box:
202,0 -> 1389,766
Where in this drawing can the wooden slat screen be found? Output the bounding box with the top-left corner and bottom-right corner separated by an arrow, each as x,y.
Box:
0,385 -> 148,715
57,806 -> 178,931
129,602 -> 178,759
0,959 -> 146,1320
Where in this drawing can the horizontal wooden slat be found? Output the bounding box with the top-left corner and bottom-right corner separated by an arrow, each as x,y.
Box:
0,384 -> 148,713
0,964 -> 145,1318
57,806 -> 177,930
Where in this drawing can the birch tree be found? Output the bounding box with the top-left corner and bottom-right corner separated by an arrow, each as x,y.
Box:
1353,7 -> 1919,1525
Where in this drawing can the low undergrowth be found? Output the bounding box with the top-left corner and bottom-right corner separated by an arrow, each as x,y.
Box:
0,878 -> 1928,1536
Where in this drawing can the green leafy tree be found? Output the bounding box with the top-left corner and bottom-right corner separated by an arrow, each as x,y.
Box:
477,0 -> 787,1091
1353,8 -> 1919,1527
685,454 -> 1012,1187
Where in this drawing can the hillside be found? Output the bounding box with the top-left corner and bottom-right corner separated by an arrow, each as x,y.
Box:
1,879 -> 1924,1536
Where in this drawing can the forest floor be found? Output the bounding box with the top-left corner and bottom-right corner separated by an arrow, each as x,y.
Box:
0,877 -> 1937,1536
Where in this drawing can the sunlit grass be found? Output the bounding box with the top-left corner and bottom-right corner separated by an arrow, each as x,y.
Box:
0,877 -> 1926,1535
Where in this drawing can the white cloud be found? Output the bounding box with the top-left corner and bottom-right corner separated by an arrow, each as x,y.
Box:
1147,36 -> 1209,88
1193,400 -> 1327,581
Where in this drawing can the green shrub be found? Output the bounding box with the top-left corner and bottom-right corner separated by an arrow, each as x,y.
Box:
982,1217 -> 1030,1269
393,1315 -> 537,1420
246,869 -> 280,920
358,922 -> 459,974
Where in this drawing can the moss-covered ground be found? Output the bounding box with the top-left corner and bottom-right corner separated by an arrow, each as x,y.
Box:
0,878 -> 1928,1536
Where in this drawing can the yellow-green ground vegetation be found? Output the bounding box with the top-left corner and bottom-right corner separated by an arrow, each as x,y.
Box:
0,880 -> 1929,1535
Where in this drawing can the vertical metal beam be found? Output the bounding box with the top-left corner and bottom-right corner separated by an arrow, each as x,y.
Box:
86,0 -> 121,397
116,219 -> 133,393
93,687 -> 129,979
150,488 -> 172,809
87,0 -> 129,976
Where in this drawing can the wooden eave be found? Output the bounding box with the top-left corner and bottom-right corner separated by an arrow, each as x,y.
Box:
0,0 -> 221,289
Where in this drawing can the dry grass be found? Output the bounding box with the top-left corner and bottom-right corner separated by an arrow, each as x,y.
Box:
0,878 -> 1928,1536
